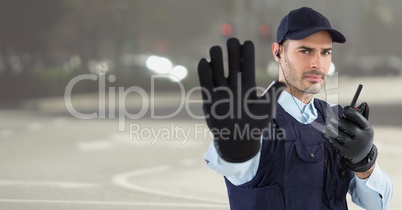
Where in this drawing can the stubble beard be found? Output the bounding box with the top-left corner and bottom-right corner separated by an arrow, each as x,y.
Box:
283,57 -> 324,96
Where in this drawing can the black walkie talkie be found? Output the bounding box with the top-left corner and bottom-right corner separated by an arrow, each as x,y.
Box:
350,84 -> 363,108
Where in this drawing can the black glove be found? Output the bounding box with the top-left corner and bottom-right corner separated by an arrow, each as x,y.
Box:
198,38 -> 285,163
322,103 -> 377,172
356,102 -> 369,120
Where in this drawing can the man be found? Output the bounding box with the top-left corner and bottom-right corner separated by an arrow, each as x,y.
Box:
198,7 -> 393,210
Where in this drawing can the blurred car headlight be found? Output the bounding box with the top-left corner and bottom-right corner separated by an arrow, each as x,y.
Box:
146,55 -> 172,74
169,65 -> 188,82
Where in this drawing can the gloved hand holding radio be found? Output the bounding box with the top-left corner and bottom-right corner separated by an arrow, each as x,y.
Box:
197,38 -> 285,163
322,102 -> 377,172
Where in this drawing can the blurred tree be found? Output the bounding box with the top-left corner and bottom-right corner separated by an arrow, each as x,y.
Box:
48,0 -> 226,72
360,0 -> 401,55
0,0 -> 64,75
47,0 -> 146,73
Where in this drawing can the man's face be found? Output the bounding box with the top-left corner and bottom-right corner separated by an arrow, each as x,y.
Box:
281,31 -> 333,97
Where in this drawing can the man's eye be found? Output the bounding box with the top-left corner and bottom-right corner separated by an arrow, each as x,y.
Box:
322,51 -> 332,55
300,50 -> 309,54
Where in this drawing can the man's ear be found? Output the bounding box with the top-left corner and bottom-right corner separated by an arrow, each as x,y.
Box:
272,42 -> 281,62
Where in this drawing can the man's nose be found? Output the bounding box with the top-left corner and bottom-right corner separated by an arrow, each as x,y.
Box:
310,54 -> 323,70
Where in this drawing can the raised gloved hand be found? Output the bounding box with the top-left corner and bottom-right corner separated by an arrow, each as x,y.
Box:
322,103 -> 377,172
198,38 -> 285,163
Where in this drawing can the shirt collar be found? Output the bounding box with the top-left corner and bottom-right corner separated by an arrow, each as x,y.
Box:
277,90 -> 318,124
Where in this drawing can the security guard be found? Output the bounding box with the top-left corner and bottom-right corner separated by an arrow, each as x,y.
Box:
198,7 -> 393,210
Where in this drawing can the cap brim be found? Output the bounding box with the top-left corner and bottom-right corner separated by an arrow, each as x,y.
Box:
287,27 -> 346,43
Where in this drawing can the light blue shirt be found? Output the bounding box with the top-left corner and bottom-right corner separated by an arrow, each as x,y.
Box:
204,90 -> 393,210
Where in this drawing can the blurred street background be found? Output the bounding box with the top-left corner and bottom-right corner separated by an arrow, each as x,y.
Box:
0,0 -> 401,209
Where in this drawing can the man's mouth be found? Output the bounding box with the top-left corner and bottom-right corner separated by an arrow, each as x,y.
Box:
305,74 -> 324,82
304,71 -> 326,83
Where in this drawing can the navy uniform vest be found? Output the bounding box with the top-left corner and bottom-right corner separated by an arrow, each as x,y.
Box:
225,99 -> 353,210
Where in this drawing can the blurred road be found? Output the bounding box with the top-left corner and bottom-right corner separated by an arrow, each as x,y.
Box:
0,110 -> 228,210
1,77 -> 401,210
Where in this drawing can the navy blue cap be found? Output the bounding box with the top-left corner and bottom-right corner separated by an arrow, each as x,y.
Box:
277,7 -> 346,44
